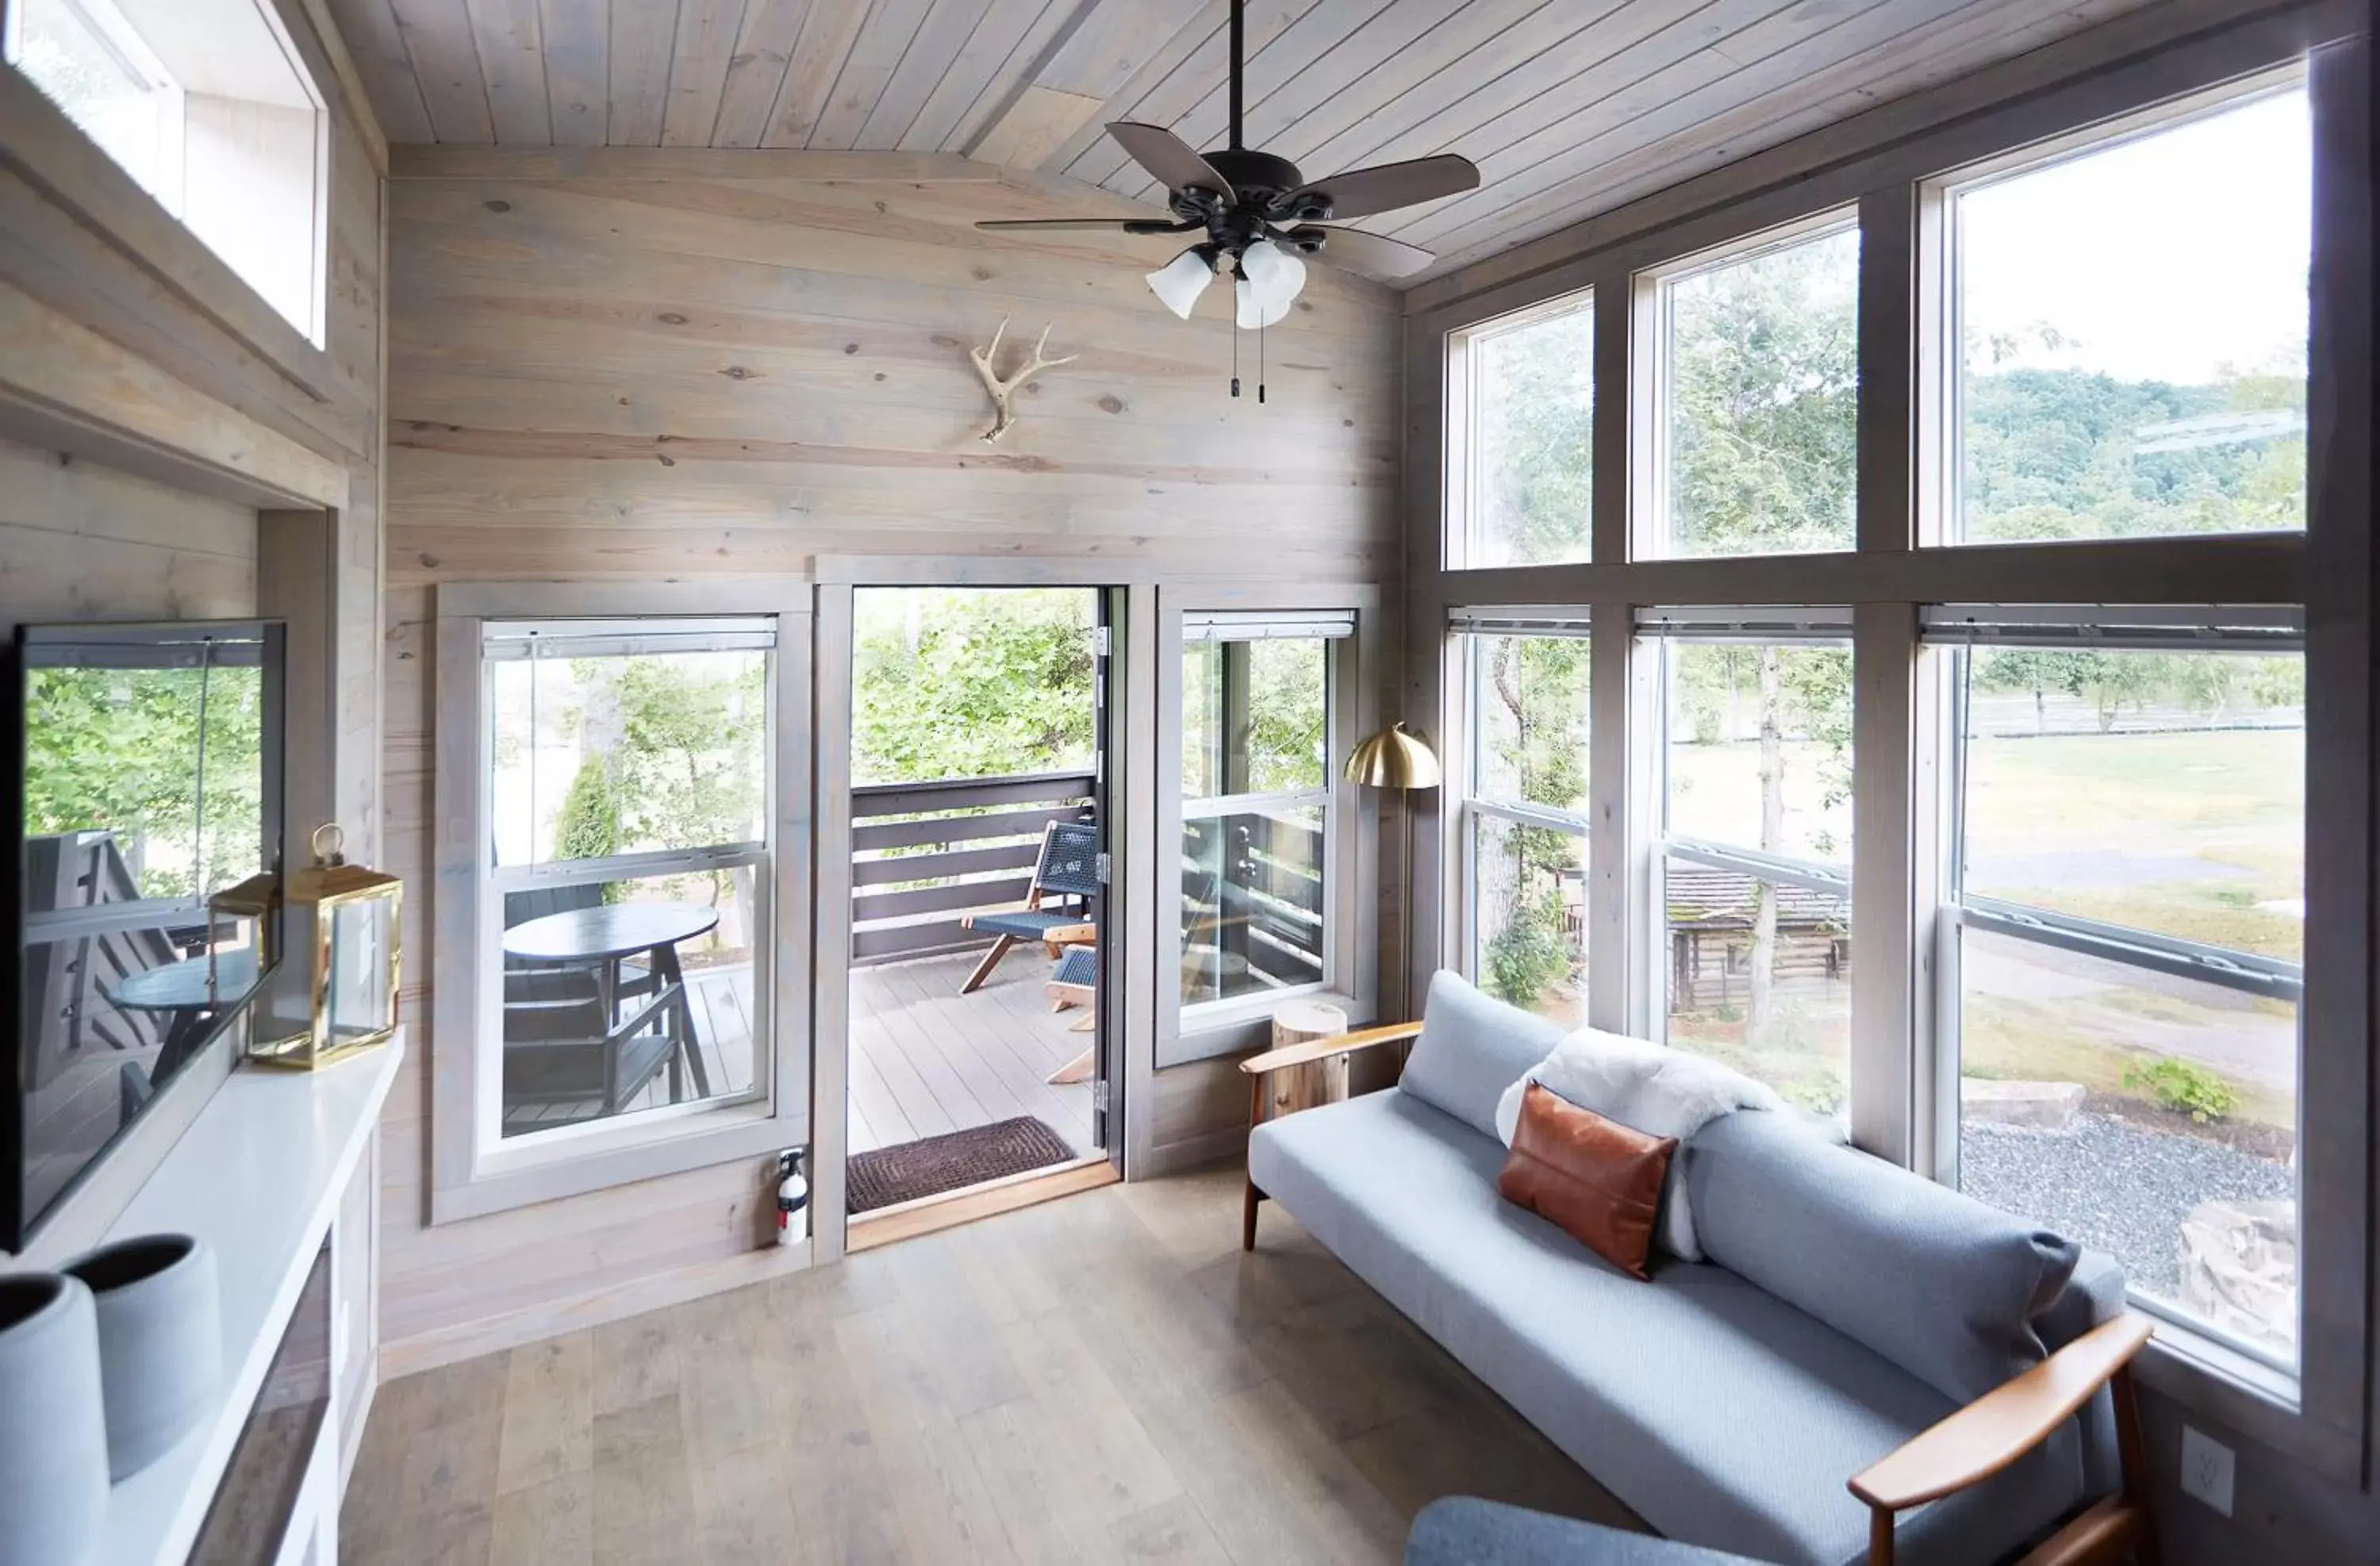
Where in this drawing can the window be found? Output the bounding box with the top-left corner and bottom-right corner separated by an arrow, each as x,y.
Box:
1450,291 -> 1595,567
1457,611 -> 1591,1023
1942,88 -> 2310,543
1653,222 -> 1860,558
4,0 -> 328,341
1646,610 -> 1853,1114
480,620 -> 773,1142
1180,612 -> 1346,1011
1933,608 -> 2304,1364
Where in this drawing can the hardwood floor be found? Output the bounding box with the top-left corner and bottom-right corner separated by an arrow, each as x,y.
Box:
340,1165 -> 1637,1564
849,950 -> 1096,1159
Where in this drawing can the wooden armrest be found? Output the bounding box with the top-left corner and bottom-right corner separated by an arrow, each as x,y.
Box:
1850,1313 -> 2154,1513
1238,1021 -> 1424,1077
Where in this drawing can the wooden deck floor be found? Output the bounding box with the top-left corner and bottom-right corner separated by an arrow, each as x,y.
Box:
499,950 -> 1097,1160
849,950 -> 1096,1159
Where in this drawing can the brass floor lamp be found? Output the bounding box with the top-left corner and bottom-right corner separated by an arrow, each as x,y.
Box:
1345,721 -> 1442,1021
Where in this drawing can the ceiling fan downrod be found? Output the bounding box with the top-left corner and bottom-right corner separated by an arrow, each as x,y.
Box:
1228,0 -> 1244,153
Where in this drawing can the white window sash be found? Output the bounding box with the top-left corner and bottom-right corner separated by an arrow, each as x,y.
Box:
1470,797 -> 1591,836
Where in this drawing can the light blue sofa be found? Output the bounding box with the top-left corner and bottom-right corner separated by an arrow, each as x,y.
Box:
1243,973 -> 2136,1566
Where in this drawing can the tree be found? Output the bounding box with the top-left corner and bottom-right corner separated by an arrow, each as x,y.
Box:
1668,232 -> 1860,1050
1473,305 -> 1596,563
851,589 -> 1097,785
1479,635 -> 1590,1009
24,663 -> 265,900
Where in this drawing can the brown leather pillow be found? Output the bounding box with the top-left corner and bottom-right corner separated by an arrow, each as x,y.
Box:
1497,1082 -> 1678,1280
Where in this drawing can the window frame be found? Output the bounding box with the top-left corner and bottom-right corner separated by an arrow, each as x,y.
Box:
1637,209 -> 1864,563
428,581 -> 815,1225
1927,608 -> 2309,1377
1157,585 -> 1378,1069
1452,611 -> 1593,1018
1642,611 -> 1856,1111
1444,288 -> 1598,571
1413,18 -> 2362,1476
1921,77 -> 2316,550
0,0 -> 335,367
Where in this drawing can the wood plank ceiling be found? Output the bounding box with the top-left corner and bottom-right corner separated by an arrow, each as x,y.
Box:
332,0 -> 2160,281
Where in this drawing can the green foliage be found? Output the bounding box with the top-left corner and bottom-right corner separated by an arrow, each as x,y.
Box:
2122,1056 -> 2237,1123
853,589 -> 1097,785
1668,232 -> 1860,555
1480,635 -> 1590,812
1471,304 -> 1595,564
604,655 -> 765,854
553,758 -> 619,863
1484,890 -> 1569,1009
23,664 -> 263,899
1962,366 -> 2305,541
1241,638 -> 1328,795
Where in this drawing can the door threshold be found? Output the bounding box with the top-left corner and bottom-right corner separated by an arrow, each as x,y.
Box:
846,1153 -> 1116,1252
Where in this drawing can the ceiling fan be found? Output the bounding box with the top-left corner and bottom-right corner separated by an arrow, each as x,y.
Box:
975,0 -> 1479,339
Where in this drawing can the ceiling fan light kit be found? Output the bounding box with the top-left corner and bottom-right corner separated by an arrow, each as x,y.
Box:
1146,246 -> 1218,319
977,0 -> 1480,404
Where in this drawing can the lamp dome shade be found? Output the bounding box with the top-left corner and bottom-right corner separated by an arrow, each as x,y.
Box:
1344,721 -> 1441,789
1146,247 -> 1215,319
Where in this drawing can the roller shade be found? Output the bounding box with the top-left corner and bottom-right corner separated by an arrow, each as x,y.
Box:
1449,605 -> 1591,638
482,616 -> 777,659
1921,604 -> 2301,652
1182,609 -> 1356,642
1634,605 -> 1853,641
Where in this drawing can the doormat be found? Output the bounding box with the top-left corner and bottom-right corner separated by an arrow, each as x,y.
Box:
847,1116 -> 1077,1213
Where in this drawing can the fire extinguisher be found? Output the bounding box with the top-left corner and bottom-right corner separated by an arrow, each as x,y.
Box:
775,1149 -> 808,1246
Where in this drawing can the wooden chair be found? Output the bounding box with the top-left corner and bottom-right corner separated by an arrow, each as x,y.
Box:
1243,1024 -> 2162,1566
958,819 -> 1100,992
501,965 -> 681,1127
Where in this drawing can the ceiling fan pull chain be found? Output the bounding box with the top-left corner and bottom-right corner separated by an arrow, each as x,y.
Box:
1231,309 -> 1241,399
1258,317 -> 1267,405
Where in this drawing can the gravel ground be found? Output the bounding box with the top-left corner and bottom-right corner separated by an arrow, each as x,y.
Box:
1960,1112 -> 2294,1298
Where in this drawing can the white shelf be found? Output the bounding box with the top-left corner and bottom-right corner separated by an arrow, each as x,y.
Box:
94,1033 -> 402,1566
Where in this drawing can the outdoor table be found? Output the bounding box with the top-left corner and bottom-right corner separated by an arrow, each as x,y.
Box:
502,902 -> 719,1100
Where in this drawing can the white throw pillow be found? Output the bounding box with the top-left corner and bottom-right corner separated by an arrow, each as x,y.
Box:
1495,1029 -> 1783,1261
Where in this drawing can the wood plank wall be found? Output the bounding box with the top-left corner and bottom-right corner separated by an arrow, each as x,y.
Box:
0,433 -> 259,635
376,153 -> 1403,1369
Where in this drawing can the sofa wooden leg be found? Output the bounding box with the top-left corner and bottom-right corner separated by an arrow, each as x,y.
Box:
2113,1366 -> 2159,1566
1242,1180 -> 1264,1252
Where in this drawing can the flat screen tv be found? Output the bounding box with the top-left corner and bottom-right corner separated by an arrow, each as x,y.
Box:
2,620 -> 286,1253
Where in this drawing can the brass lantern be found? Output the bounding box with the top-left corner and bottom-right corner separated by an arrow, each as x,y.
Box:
248,823 -> 401,1069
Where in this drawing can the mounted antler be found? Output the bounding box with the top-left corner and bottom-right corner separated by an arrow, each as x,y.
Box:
967,316 -> 1078,443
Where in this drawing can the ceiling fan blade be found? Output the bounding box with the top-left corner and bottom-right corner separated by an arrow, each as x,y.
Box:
1287,153 -> 1479,222
1295,225 -> 1436,279
1107,121 -> 1235,200
975,218 -> 1180,232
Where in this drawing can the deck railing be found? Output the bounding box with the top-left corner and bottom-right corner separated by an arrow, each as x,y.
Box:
850,770 -> 1096,967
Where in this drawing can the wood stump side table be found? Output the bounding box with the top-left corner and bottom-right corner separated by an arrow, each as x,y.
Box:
1236,1004 -> 1426,1252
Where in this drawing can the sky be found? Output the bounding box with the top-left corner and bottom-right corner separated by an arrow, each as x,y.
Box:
1960,87 -> 2311,387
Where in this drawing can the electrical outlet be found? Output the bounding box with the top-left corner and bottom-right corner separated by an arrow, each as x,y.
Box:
2180,1424 -> 2236,1517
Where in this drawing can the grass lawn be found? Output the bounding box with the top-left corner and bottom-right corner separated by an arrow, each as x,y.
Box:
1964,727 -> 2303,959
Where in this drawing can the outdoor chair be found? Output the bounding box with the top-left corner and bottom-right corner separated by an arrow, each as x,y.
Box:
500,965 -> 681,1127
958,818 -> 1100,993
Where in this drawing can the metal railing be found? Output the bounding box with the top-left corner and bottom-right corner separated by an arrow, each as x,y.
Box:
850,770 -> 1096,967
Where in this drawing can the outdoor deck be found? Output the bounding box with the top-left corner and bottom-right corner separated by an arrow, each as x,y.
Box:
501,950 -> 1097,1159
848,949 -> 1096,1158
